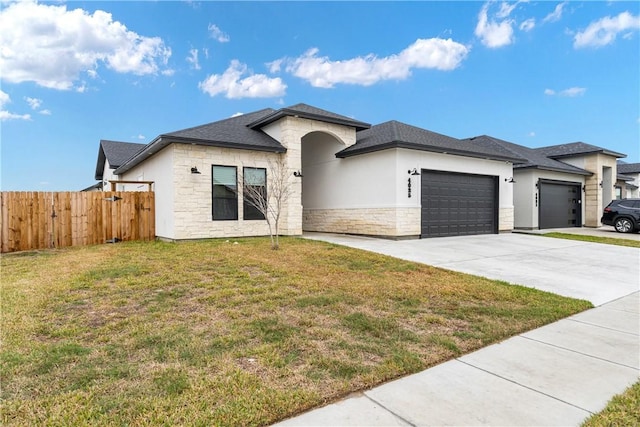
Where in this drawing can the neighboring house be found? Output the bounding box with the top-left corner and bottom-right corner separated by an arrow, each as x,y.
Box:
94,140 -> 147,191
617,162 -> 640,198
92,103 -> 627,240
81,182 -> 103,192
462,136 -> 593,230
535,142 -> 625,227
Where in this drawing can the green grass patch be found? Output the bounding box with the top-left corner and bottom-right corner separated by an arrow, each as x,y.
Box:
1,237 -> 592,426
543,232 -> 640,248
582,380 -> 640,426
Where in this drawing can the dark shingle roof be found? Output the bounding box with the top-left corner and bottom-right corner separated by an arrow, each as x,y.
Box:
248,103 -> 370,131
618,162 -> 640,174
114,109 -> 286,175
337,121 -> 525,162
95,140 -> 146,180
163,108 -> 285,151
463,135 -> 592,176
535,142 -> 626,159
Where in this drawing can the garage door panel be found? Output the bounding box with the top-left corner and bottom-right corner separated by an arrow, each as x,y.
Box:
421,170 -> 497,238
539,181 -> 581,229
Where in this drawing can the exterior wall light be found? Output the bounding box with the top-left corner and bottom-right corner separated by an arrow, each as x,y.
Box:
191,167 -> 201,174
504,177 -> 516,183
408,168 -> 420,176
293,170 -> 303,177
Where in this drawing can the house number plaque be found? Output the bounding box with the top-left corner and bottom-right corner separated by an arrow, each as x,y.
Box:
408,178 -> 412,198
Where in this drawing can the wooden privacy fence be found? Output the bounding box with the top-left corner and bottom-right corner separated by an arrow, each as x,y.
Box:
0,191 -> 155,253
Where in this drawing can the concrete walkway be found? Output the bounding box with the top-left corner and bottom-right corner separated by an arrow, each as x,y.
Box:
274,233 -> 639,426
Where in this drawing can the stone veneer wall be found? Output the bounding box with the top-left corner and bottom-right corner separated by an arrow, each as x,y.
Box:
304,206 -> 513,237
498,207 -> 514,232
303,207 -> 421,237
172,144 -> 279,240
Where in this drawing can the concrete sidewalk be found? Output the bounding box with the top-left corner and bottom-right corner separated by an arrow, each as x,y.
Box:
273,233 -> 639,426
275,293 -> 639,427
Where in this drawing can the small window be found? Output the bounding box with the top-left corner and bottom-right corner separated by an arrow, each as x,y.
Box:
212,166 -> 238,220
615,186 -> 622,200
243,167 -> 266,220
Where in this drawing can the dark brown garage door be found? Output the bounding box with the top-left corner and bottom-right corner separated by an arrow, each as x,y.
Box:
538,180 -> 582,229
421,170 -> 498,238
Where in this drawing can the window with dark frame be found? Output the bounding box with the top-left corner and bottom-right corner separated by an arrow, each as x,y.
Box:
243,167 -> 266,220
212,165 -> 238,220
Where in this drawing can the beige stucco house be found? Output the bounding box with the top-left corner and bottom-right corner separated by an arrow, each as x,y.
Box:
92,103 -> 626,240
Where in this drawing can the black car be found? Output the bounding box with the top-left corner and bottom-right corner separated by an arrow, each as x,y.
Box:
601,198 -> 640,233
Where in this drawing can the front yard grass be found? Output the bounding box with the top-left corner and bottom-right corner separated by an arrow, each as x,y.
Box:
582,380 -> 640,426
1,237 -> 592,426
544,232 -> 640,248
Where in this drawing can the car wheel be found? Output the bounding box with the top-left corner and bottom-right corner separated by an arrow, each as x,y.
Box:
614,217 -> 634,233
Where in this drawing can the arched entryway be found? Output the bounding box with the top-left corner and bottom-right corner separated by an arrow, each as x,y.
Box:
300,131 -> 349,231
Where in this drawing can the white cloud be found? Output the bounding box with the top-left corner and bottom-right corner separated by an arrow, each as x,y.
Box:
231,112 -> 244,118
574,11 -> 640,48
24,97 -> 42,110
496,1 -> 522,19
39,109 -> 52,115
208,23 -> 230,43
267,59 -> 283,73
199,60 -> 287,99
137,134 -> 145,140
475,2 -> 515,48
545,87 -> 586,97
0,90 -> 31,121
528,131 -> 536,137
543,2 -> 567,24
281,38 -> 469,88
0,1 -> 172,90
520,18 -> 536,32
187,49 -> 200,70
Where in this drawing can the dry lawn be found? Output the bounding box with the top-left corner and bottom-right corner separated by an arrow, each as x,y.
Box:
1,237 -> 592,426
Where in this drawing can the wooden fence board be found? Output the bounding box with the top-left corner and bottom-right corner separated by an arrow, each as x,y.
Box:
0,191 -> 155,253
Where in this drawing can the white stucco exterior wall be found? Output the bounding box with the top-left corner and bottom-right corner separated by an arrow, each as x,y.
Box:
120,146 -> 175,239
302,146 -> 515,237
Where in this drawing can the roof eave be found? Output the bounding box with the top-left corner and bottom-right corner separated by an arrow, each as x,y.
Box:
548,149 -> 627,160
337,141 -> 525,163
514,164 -> 593,176
164,135 -> 286,153
113,136 -> 286,175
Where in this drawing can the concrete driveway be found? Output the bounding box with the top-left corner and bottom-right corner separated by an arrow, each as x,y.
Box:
304,232 -> 640,306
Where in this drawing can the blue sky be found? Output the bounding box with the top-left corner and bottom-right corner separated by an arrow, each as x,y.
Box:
1,0 -> 639,191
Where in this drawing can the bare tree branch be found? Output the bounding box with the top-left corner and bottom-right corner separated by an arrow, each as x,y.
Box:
240,157 -> 293,249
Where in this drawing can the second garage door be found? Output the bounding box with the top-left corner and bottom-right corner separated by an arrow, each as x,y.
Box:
538,180 -> 582,229
421,170 -> 498,238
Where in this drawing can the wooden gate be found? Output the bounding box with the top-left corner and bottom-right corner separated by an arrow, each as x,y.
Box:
0,191 -> 155,253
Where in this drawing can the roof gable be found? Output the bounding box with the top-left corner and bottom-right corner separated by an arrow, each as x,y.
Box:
248,103 -> 371,131
465,135 -> 592,176
95,140 -> 146,180
337,121 -> 525,162
535,142 -> 626,159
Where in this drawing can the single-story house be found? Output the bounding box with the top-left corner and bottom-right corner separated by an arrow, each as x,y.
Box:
616,162 -> 640,199
461,137 -> 625,229
95,140 -> 147,191
91,103 -> 626,240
